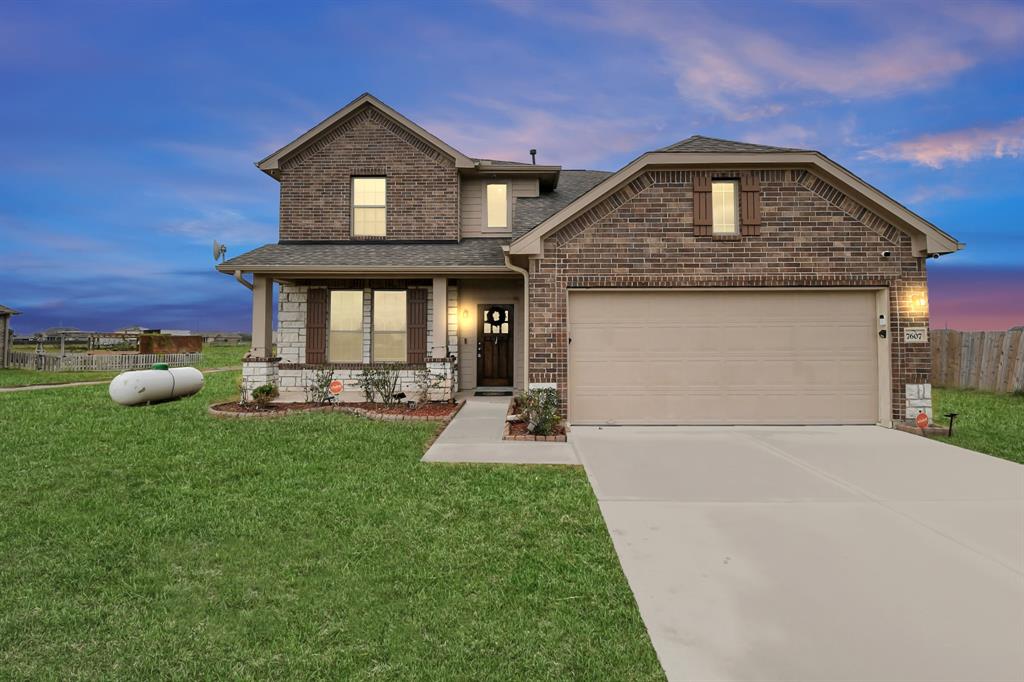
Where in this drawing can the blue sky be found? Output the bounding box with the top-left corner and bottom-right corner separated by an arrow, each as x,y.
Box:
1,0 -> 1022,332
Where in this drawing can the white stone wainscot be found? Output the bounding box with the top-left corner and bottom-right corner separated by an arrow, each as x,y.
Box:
242,359 -> 280,398
277,360 -> 457,403
905,383 -> 933,422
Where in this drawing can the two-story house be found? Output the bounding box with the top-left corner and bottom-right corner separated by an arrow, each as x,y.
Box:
218,93 -> 961,426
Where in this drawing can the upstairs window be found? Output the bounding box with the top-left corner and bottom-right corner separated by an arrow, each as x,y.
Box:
372,290 -> 407,362
328,290 -> 363,363
711,180 -> 739,234
485,182 -> 508,229
353,177 -> 387,237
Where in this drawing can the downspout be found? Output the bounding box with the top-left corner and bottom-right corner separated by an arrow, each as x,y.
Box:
502,246 -> 529,390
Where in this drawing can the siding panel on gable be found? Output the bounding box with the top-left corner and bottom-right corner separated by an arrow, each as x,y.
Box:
460,176 -> 540,237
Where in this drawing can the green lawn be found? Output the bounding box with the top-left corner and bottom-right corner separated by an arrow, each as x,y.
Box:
0,368 -> 119,387
196,343 -> 249,368
0,372 -> 662,680
0,344 -> 249,388
933,388 -> 1024,464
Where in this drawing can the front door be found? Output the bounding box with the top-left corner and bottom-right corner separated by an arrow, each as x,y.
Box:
477,304 -> 513,386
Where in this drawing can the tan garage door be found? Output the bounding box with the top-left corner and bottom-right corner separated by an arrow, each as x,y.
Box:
569,290 -> 880,425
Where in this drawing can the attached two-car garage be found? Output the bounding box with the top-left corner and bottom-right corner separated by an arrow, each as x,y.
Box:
568,290 -> 885,425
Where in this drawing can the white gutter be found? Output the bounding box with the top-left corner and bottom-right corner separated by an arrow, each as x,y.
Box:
229,269 -> 254,290
502,246 -> 529,391
216,265 -> 511,276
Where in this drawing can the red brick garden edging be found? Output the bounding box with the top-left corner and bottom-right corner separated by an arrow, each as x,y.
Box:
208,400 -> 464,424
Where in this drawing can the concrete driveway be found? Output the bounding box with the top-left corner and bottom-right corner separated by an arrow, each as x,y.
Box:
573,426 -> 1024,682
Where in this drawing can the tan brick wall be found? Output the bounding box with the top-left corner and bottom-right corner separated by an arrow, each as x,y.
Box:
528,168 -> 931,422
278,106 -> 459,241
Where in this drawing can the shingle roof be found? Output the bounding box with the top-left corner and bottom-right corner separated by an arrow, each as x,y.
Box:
219,238 -> 509,271
512,169 -> 613,237
658,135 -> 807,153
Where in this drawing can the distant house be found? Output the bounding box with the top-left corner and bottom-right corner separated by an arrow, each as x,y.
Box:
202,331 -> 245,344
0,305 -> 20,368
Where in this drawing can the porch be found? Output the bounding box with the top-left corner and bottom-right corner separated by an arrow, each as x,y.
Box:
241,273 -> 526,402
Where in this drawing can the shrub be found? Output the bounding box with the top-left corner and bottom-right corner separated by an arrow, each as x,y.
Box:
355,366 -> 402,405
518,388 -> 562,436
304,368 -> 335,404
250,383 -> 279,409
413,367 -> 447,403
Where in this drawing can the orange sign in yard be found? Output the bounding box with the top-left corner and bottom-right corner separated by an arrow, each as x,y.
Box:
915,411 -> 929,429
329,380 -> 343,395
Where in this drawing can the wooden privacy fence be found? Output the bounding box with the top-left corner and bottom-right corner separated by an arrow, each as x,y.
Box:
931,329 -> 1024,393
8,351 -> 202,372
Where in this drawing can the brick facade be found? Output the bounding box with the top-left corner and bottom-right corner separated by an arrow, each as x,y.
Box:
528,168 -> 931,423
278,106 -> 459,241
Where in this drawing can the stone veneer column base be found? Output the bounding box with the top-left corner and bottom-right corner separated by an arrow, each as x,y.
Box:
242,358 -> 280,398
905,383 -> 933,423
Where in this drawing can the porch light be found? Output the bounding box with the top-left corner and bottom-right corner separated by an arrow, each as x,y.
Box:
461,308 -> 470,325
908,292 -> 929,314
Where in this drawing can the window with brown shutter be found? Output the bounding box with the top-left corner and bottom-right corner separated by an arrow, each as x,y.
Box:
406,288 -> 427,364
740,171 -> 762,236
305,287 -> 328,364
692,172 -> 712,236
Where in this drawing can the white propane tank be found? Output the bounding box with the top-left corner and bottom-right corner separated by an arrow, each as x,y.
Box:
109,365 -> 204,406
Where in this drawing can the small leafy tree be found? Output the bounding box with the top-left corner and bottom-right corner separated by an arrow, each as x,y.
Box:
517,388 -> 562,436
304,368 -> 335,404
412,367 -> 446,403
237,376 -> 249,405
250,383 -> 279,410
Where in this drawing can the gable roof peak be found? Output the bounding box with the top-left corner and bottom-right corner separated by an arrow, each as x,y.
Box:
658,134 -> 808,154
256,92 -> 475,176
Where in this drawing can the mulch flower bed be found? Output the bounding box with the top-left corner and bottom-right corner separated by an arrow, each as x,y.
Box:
894,421 -> 949,438
209,400 -> 463,422
502,402 -> 568,442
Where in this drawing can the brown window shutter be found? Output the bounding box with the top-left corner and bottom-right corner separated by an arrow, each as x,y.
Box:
306,287 -> 328,364
406,288 -> 427,364
692,172 -> 712,236
740,171 -> 762,236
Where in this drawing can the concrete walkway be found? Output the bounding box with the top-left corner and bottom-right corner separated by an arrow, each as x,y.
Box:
574,425 -> 1024,682
422,393 -> 577,465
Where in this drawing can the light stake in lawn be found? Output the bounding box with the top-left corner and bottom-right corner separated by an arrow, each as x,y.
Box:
944,412 -> 959,437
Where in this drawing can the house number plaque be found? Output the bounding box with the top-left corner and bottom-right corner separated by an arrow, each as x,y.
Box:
903,328 -> 928,344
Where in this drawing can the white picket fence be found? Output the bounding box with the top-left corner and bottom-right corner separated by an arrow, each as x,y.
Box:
8,351 -> 202,372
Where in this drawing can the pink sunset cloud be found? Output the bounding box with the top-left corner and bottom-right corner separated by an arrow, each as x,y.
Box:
490,1 -> 1017,121
867,119 -> 1024,168
422,99 -> 663,167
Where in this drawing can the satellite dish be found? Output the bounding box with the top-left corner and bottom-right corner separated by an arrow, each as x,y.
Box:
213,240 -> 227,262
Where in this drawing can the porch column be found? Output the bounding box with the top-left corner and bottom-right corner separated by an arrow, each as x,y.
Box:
251,275 -> 273,357
432,276 -> 447,359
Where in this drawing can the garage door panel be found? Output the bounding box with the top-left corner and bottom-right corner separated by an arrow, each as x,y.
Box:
569,290 -> 880,425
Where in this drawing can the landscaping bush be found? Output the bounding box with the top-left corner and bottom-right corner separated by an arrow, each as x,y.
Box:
413,367 -> 446,403
250,383 -> 279,409
517,388 -> 562,436
304,368 -> 335,404
355,366 -> 402,405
